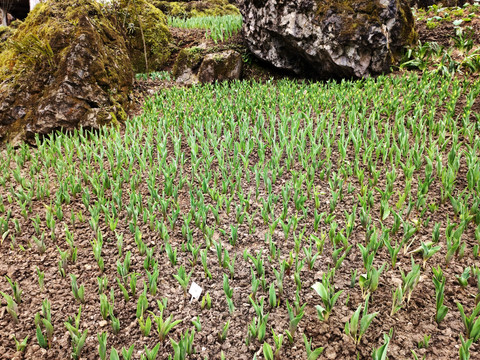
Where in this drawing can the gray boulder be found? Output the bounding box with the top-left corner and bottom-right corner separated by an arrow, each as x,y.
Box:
237,0 -> 417,78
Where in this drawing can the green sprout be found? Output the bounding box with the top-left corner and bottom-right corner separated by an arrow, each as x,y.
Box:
303,334 -> 324,360
13,335 -> 28,352
218,320 -> 230,342
98,332 -> 107,360
459,334 -> 473,360
432,266 -> 449,324
372,331 -> 392,360
5,275 -> 22,303
0,291 -> 18,323
171,328 -> 196,359
70,274 -> 85,303
201,292 -> 212,310
149,298 -> 182,342
457,301 -> 480,341
312,275 -> 343,322
457,266 -> 471,289
64,305 -> 88,360
344,294 -> 378,345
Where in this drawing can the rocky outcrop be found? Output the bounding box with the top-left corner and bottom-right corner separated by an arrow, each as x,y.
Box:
410,0 -> 475,8
198,50 -> 242,83
172,46 -> 242,84
237,0 -> 417,79
0,0 -> 133,144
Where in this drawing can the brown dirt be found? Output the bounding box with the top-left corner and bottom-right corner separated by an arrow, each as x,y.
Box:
416,17 -> 480,46
1,11 -> 480,360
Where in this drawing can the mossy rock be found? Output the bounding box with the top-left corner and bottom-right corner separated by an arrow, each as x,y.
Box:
0,0 -> 133,144
120,0 -> 172,73
172,46 -> 207,80
316,0 -> 378,17
0,26 -> 13,39
239,0 -> 417,78
315,0 -> 381,42
152,0 -> 240,18
172,46 -> 242,84
197,49 -> 242,83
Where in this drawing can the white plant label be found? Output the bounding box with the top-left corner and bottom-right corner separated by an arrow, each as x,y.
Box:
189,282 -> 202,302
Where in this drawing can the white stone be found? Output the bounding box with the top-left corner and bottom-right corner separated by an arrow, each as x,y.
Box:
188,281 -> 202,301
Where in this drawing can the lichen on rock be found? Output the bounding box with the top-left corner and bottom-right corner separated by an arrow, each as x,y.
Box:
119,0 -> 172,73
0,0 -> 133,144
238,0 -> 418,78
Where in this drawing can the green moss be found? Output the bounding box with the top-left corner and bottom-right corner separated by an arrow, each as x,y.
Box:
316,0 -> 379,18
426,20 -> 439,29
397,0 -> 418,50
0,26 -> 10,36
120,0 -> 172,73
8,20 -> 22,29
0,26 -> 13,53
153,0 -> 240,18
0,0 -> 121,76
0,0 -> 133,143
172,46 -> 206,78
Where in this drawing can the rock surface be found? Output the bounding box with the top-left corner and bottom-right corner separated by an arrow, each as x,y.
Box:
172,45 -> 207,85
410,0 -> 475,8
153,0 -> 240,18
237,0 -> 417,78
172,46 -> 242,84
0,26 -> 13,52
198,49 -> 242,83
0,0 -> 133,144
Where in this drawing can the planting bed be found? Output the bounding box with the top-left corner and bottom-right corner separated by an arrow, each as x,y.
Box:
0,72 -> 480,360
